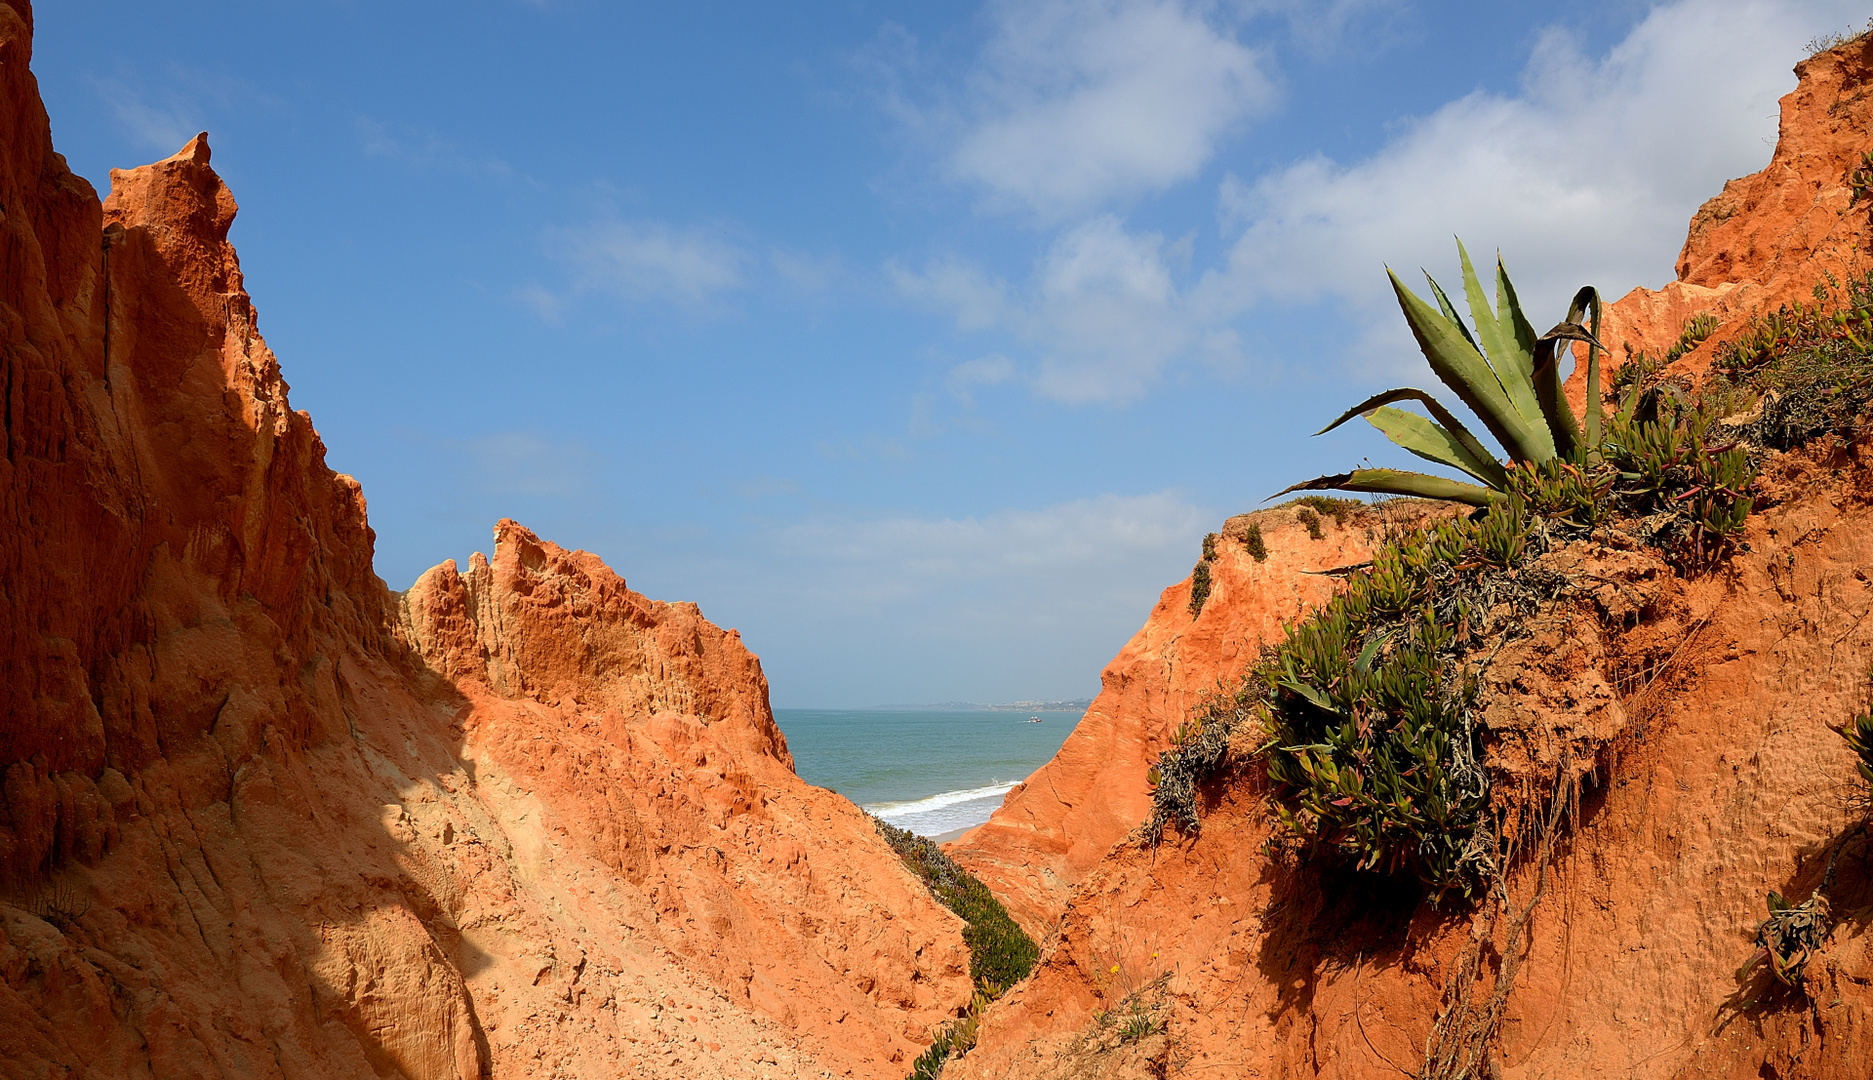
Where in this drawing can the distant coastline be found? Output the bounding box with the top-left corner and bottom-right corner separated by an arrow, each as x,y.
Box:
864,699 -> 1093,713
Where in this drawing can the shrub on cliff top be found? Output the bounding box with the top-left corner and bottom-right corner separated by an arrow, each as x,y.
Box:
1241,522 -> 1268,562
1188,532 -> 1220,618
1148,420 -> 1756,895
1294,494 -> 1359,528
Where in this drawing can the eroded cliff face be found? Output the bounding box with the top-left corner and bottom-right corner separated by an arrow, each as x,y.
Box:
949,442 -> 1873,1080
946,503 -> 1448,939
945,35 -> 1873,1080
0,5 -> 968,1077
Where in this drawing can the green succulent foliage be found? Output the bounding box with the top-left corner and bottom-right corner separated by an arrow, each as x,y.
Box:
1255,500 -> 1538,895
1281,240 -> 1606,506
1844,713 -> 1873,790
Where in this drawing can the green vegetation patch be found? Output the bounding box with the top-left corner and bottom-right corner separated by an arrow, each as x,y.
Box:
906,984 -> 996,1080
1147,404 -> 1758,897
1188,532 -> 1220,618
1241,522 -> 1268,562
874,817 -> 1037,989
1609,310 -> 1717,400
1704,273 -> 1873,450
1844,707 -> 1873,823
1293,494 -> 1360,529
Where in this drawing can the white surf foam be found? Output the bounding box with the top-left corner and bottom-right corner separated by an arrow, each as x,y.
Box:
866,782 -> 1018,823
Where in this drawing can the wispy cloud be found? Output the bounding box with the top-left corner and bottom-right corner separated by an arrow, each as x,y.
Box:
1196,0 -> 1861,359
944,354 -> 1017,405
895,216 -> 1224,404
86,65 -> 275,157
544,219 -> 748,311
450,432 -> 603,498
358,118 -> 514,179
89,75 -> 207,153
775,491 -> 1210,616
769,247 -> 843,294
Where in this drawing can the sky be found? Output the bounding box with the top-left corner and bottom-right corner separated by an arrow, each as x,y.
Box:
32,0 -> 1863,706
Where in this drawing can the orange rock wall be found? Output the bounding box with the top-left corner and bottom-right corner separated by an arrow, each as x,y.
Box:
0,5 -> 968,1078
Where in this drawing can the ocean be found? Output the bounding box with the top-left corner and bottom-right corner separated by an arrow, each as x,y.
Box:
775,708 -> 1080,838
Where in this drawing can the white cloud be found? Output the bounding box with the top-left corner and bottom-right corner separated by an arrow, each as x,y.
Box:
1028,216 -> 1196,401
656,490 -> 1214,704
944,355 -> 1017,405
890,257 -> 1011,330
1196,0 -> 1862,363
1249,0 -> 1401,55
552,220 -> 746,309
903,0 -> 1859,402
769,248 -> 842,294
358,118 -> 513,179
937,0 -> 1280,217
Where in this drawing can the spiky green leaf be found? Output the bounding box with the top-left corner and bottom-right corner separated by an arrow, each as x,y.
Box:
1460,242 -> 1549,458
1584,289 -> 1605,449
1387,269 -> 1544,463
1497,255 -> 1540,377
1314,387 -> 1509,489
1272,468 -> 1495,507
1424,272 -> 1479,354
1365,406 -> 1509,488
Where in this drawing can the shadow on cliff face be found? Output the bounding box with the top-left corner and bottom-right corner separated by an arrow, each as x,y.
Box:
1250,847 -> 1427,1025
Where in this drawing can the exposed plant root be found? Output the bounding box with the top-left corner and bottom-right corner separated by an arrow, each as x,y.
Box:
1420,761 -> 1573,1080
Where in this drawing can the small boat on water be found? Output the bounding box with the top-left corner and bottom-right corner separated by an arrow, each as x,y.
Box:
1026,715 -> 1042,723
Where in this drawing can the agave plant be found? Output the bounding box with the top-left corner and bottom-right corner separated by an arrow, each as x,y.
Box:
1281,240 -> 1606,506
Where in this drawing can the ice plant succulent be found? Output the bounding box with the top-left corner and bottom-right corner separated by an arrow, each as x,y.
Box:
1280,240 -> 1605,506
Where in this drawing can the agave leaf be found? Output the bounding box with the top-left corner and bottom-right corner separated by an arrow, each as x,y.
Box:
1387,269 -> 1543,463
1424,272 -> 1480,354
1365,406 -> 1510,488
1533,290 -> 1604,458
1353,631 -> 1390,675
1272,468 -> 1495,507
1460,243 -> 1548,458
1314,387 -> 1509,488
1584,288 -> 1605,449
1496,255 -> 1553,455
1279,678 -> 1338,714
1497,255 -> 1540,378
1456,241 -> 1511,394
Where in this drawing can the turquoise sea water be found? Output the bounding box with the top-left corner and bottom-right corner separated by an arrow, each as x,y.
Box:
775,709 -> 1079,837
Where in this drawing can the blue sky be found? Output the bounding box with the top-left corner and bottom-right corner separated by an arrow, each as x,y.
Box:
35,0 -> 1860,706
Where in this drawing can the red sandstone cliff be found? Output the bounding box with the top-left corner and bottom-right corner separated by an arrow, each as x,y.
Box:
1567,33 -> 1873,401
944,34 -> 1873,1080
0,5 -> 968,1077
